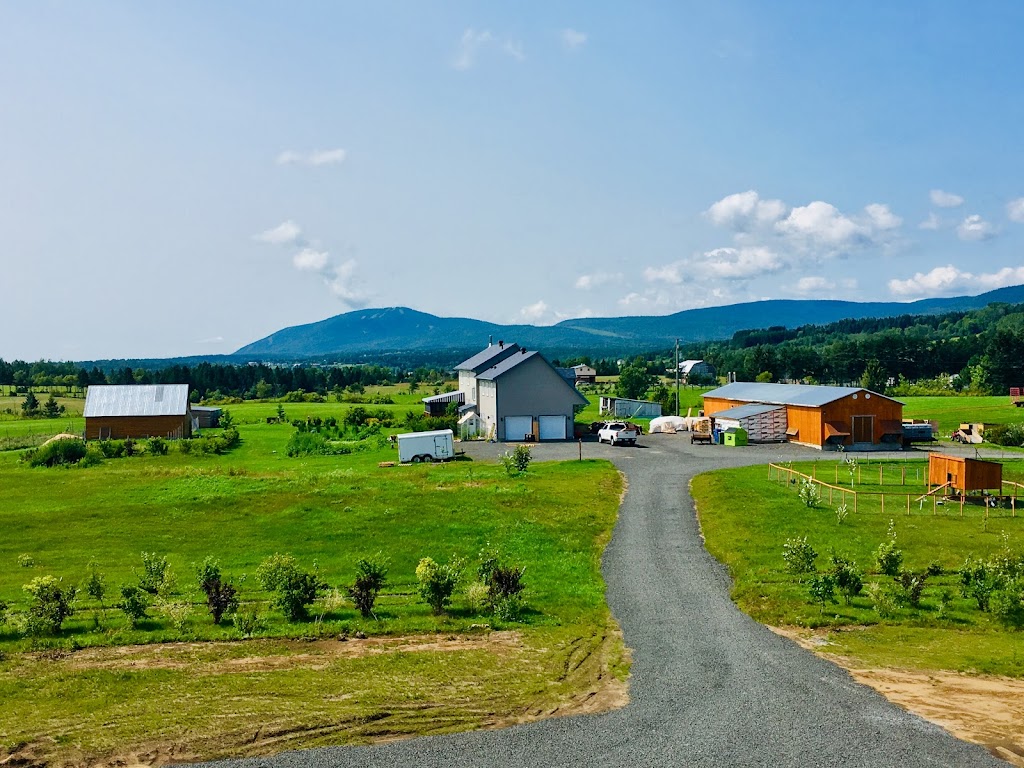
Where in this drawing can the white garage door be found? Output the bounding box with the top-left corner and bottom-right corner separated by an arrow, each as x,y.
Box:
504,416 -> 533,441
538,415 -> 566,440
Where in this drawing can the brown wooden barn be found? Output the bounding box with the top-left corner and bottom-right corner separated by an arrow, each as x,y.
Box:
702,382 -> 903,450
928,454 -> 1003,493
84,384 -> 193,440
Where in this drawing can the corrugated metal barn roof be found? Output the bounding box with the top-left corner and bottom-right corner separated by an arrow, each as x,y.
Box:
84,384 -> 190,418
704,382 -> 901,407
476,350 -> 538,380
713,403 -> 785,420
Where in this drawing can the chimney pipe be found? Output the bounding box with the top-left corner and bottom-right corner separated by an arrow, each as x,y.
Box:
488,335 -> 493,347
498,340 -> 504,348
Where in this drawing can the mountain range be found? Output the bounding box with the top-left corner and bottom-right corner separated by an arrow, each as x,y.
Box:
236,284 -> 1024,359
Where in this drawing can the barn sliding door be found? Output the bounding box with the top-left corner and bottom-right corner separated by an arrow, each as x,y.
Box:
852,415 -> 873,443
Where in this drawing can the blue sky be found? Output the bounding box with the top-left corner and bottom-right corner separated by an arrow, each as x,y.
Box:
2,1 -> 1023,360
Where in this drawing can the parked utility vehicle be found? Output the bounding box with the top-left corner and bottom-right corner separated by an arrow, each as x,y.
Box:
598,422 -> 638,446
397,429 -> 455,463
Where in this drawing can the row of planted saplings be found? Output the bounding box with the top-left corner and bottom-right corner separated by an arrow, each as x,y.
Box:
0,549 -> 527,640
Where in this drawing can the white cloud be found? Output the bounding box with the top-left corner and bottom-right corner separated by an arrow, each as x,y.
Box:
519,300 -> 549,322
775,201 -> 866,249
957,214 -> 996,241
503,40 -> 525,61
864,203 -> 902,230
562,28 -> 587,50
889,264 -> 1024,298
644,246 -> 783,285
919,212 -> 941,230
930,189 -> 964,208
292,248 -> 329,272
324,260 -> 367,307
276,149 -> 347,167
1007,197 -> 1024,223
452,28 -> 524,69
705,190 -> 787,230
795,276 -> 835,294
255,220 -> 303,245
196,336 -> 225,344
575,271 -> 622,290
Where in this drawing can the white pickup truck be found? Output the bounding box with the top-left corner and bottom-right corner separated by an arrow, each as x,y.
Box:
598,422 -> 639,446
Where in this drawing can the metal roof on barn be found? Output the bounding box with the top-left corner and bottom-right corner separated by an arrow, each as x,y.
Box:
712,403 -> 785,420
84,384 -> 191,418
703,382 -> 901,408
476,350 -> 539,380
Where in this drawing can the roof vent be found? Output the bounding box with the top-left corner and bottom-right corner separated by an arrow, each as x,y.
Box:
498,340 -> 504,348
154,386 -> 164,402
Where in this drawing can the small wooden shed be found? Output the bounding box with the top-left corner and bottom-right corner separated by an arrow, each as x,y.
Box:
928,453 -> 1002,493
85,384 -> 193,440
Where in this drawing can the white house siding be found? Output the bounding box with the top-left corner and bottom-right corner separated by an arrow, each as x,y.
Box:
478,379 -> 498,440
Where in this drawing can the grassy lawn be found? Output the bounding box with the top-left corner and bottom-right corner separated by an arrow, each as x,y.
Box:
693,459 -> 1024,677
901,395 -> 1024,436
0,410 -> 625,763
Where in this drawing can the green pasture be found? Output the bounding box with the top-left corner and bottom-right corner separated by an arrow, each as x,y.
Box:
694,460 -> 1024,676
901,395 -> 1024,436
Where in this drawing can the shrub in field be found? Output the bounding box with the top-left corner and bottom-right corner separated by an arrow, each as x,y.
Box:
894,570 -> 928,609
146,436 -> 168,456
834,503 -> 849,525
233,606 -> 265,637
984,423 -> 1024,447
782,537 -> 818,576
79,446 -> 104,467
157,599 -> 191,633
219,409 -> 235,429
500,445 -> 532,476
475,548 -> 527,620
990,579 -> 1024,629
797,478 -> 821,508
123,438 -> 136,457
195,558 -> 239,625
17,554 -> 34,568
347,556 -> 389,618
286,431 -> 333,457
873,520 -> 903,577
97,440 -> 126,458
82,560 -> 107,611
118,584 -> 149,627
137,552 -> 171,595
256,554 -> 326,622
28,437 -> 87,467
416,556 -> 464,615
867,581 -> 900,619
807,574 -> 837,612
465,582 -> 491,612
0,600 -> 7,626
23,576 -> 76,636
959,557 -> 998,611
829,554 -> 864,605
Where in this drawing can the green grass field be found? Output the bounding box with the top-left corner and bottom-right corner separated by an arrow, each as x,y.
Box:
901,394 -> 1024,436
0,401 -> 625,763
693,460 -> 1024,677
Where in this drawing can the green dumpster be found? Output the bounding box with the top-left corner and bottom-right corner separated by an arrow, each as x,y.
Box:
723,427 -> 748,446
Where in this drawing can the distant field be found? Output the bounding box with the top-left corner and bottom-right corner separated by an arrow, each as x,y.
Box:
901,395 -> 1024,435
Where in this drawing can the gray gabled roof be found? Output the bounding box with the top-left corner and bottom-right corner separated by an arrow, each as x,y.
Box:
704,382 -> 901,408
454,343 -> 521,374
84,384 -> 191,418
477,350 -> 588,404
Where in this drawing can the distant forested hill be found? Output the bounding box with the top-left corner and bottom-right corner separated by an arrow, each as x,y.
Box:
235,285 -> 1024,358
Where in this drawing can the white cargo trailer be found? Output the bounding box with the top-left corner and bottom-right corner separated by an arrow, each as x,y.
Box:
397,429 -> 455,463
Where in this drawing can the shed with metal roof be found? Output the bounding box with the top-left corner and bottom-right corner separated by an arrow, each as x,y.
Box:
703,382 -> 903,450
84,384 -> 193,440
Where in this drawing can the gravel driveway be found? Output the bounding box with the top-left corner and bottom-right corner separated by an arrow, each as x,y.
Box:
206,437 -> 1002,767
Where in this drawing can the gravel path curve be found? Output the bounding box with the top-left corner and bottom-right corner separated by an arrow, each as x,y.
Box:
205,438 -> 1003,767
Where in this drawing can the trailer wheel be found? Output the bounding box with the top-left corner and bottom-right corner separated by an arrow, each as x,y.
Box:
411,455 -> 422,464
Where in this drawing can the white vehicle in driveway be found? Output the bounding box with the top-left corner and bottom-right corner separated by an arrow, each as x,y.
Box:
598,422 -> 638,446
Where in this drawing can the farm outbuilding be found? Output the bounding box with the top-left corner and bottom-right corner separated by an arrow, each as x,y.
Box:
84,384 -> 193,440
421,391 -> 464,417
703,382 -> 903,450
599,397 -> 662,419
572,364 -> 597,384
710,403 -> 787,443
928,454 -> 1003,494
190,406 -> 221,429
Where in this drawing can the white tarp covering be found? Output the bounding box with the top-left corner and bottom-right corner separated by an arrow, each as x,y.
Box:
649,415 -> 688,434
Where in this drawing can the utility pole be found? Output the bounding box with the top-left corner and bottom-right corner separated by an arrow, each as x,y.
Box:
674,338 -> 680,416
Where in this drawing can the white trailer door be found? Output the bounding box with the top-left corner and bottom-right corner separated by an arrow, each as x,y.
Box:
538,415 -> 566,440
504,416 -> 533,441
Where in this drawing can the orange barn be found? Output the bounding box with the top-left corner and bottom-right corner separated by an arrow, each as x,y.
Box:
703,382 -> 904,450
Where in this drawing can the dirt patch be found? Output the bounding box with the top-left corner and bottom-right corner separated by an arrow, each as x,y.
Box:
5,629 -> 628,768
771,626 -> 1024,766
